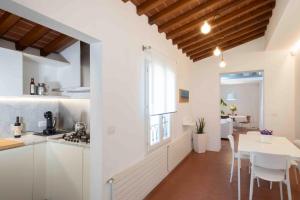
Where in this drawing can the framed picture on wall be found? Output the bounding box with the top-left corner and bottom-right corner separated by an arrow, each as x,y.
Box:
179,89 -> 189,103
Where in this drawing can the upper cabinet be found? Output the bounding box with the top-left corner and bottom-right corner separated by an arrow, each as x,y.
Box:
0,47 -> 23,96
0,41 -> 90,99
0,9 -> 90,99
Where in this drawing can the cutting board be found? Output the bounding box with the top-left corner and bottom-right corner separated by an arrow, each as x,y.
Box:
0,139 -> 24,151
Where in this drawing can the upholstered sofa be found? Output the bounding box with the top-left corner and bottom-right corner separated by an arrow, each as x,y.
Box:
221,118 -> 233,139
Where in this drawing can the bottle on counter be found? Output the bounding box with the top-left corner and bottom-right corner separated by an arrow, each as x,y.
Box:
30,78 -> 36,95
13,116 -> 22,138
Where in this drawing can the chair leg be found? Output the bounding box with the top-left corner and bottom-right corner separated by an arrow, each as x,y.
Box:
249,173 -> 254,200
287,171 -> 292,200
270,182 -> 272,190
294,166 -> 299,184
279,182 -> 283,200
230,156 -> 234,183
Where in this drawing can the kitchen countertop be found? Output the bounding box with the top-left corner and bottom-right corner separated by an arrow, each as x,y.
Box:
1,132 -> 90,150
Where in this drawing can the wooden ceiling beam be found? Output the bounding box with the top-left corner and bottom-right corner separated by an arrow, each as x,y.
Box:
0,12 -> 20,36
183,21 -> 269,54
175,11 -> 272,46
192,33 -> 264,62
137,0 -> 165,16
16,25 -> 49,51
166,0 -> 274,40
41,34 -> 75,57
158,0 -> 221,33
149,0 -> 195,25
190,30 -> 266,60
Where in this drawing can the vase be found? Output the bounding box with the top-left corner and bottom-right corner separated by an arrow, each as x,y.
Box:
192,133 -> 207,153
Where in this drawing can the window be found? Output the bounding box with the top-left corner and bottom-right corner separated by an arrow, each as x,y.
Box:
145,52 -> 176,150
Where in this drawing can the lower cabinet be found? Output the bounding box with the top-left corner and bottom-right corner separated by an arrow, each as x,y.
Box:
0,142 -> 90,200
46,142 -> 83,200
0,145 -> 34,200
83,148 -> 90,200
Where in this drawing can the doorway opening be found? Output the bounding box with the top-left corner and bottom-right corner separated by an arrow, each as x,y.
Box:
220,71 -> 264,139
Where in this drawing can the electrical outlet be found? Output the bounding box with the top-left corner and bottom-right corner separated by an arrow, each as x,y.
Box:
38,121 -> 46,128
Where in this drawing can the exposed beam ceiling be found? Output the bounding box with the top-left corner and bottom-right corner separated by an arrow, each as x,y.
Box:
0,9 -> 77,56
122,0 -> 276,62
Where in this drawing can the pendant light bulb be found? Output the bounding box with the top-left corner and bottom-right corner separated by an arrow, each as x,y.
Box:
219,54 -> 226,68
201,21 -> 211,34
213,47 -> 221,57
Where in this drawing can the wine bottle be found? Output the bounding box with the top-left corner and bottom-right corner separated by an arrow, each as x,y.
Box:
30,78 -> 36,95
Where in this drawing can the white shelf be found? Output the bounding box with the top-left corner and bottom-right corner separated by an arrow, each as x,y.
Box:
23,53 -> 70,67
0,95 -> 90,100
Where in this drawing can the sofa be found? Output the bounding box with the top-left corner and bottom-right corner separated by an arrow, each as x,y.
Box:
221,118 -> 233,139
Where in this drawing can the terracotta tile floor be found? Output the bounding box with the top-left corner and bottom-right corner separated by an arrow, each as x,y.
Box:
146,131 -> 300,200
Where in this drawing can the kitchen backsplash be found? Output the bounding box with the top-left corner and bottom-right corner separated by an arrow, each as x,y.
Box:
0,99 -> 89,138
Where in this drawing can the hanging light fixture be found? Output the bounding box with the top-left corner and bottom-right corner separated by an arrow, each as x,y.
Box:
213,46 -> 221,57
219,53 -> 226,68
201,21 -> 211,34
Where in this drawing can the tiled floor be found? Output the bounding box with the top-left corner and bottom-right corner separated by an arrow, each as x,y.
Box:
145,130 -> 300,200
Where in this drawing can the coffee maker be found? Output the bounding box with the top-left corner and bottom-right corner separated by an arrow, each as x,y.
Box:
43,111 -> 56,135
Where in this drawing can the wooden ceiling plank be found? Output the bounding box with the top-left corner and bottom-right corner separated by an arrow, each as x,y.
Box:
175,11 -> 272,46
158,0 -> 221,33
0,12 -> 20,36
188,27 -> 267,57
149,0 -> 195,25
192,33 -> 264,62
166,0 -> 274,40
16,25 -> 49,51
190,30 -> 266,59
183,20 -> 269,54
41,34 -> 75,56
137,0 -> 165,16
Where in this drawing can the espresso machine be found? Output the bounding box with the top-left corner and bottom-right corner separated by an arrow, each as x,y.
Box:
43,111 -> 56,135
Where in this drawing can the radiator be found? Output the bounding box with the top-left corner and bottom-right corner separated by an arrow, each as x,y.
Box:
108,133 -> 192,200
167,132 -> 192,171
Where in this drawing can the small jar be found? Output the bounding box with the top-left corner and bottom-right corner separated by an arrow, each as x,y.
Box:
37,83 -> 46,95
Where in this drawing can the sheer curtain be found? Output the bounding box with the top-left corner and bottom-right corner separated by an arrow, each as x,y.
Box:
148,51 -> 176,116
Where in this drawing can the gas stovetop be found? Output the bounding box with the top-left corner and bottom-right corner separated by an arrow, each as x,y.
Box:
62,131 -> 90,144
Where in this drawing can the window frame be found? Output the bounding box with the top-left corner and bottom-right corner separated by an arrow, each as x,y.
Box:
145,58 -> 173,152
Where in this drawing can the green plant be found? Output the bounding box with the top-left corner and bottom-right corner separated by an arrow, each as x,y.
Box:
196,118 -> 205,134
229,104 -> 237,114
220,98 -> 227,115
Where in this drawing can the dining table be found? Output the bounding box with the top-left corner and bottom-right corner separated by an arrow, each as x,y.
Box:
237,134 -> 300,200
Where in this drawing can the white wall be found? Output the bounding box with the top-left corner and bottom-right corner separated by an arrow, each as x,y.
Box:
0,0 -> 193,199
221,83 -> 260,128
295,52 -> 300,139
191,37 -> 296,150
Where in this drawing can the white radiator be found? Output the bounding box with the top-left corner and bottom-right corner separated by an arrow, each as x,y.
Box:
109,133 -> 192,200
167,132 -> 192,171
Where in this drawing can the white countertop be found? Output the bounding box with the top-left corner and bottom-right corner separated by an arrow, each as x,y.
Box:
3,132 -> 90,149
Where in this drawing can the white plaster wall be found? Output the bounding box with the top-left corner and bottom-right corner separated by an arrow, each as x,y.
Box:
295,52 -> 300,139
0,0 -> 193,199
192,38 -> 296,149
221,83 -> 260,128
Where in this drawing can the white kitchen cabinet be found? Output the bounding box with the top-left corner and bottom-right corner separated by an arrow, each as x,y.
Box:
0,47 -> 23,96
83,148 -> 90,200
33,143 -> 47,200
0,145 -> 33,200
46,142 -> 83,200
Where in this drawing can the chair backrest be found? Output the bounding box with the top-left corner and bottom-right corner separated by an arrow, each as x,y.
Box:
227,135 -> 235,154
251,152 -> 289,170
246,115 -> 251,123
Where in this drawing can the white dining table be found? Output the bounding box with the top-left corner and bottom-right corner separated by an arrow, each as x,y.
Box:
237,134 -> 300,200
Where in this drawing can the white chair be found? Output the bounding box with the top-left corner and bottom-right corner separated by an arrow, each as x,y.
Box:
249,152 -> 292,200
228,135 -> 250,182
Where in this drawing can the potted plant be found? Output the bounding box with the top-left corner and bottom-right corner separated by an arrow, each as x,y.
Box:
193,118 -> 207,153
229,104 -> 237,115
